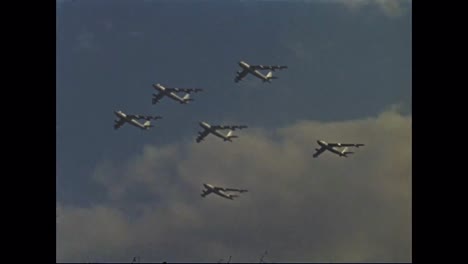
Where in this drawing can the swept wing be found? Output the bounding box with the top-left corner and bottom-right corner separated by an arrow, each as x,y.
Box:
235,69 -> 249,82
151,92 -> 166,104
211,125 -> 248,130
312,147 -> 326,158
113,119 -> 126,130
129,115 -> 162,121
196,129 -> 210,143
224,188 -> 248,193
328,143 -> 365,147
166,88 -> 203,93
251,65 -> 288,71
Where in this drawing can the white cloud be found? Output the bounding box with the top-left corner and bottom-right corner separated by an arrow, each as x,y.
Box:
58,105 -> 411,262
56,204 -> 134,262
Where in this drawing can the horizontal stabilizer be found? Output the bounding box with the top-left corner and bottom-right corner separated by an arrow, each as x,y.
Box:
182,93 -> 194,103
225,130 -> 238,141
143,121 -> 151,128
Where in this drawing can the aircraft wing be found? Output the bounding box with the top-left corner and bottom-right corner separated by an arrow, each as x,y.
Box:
152,92 -> 166,104
224,188 -> 248,193
312,147 -> 326,158
211,125 -> 248,130
113,118 -> 126,130
217,190 -> 236,199
251,65 -> 288,71
131,115 -> 163,121
196,129 -> 210,143
201,189 -> 213,197
328,143 -> 365,148
167,88 -> 203,93
234,69 -> 249,82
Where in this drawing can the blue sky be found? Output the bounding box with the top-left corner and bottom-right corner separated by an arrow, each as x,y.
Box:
57,0 -> 411,262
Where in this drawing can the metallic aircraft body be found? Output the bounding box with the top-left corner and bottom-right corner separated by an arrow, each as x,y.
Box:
113,110 -> 162,130
313,140 -> 365,158
234,60 -> 288,83
196,121 -> 248,143
201,183 -> 248,200
152,83 -> 203,104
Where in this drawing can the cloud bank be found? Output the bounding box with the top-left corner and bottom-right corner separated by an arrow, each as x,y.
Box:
57,105 -> 411,262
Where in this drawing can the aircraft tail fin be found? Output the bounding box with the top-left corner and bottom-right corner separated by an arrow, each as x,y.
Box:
266,72 -> 278,79
182,93 -> 194,103
265,71 -> 278,81
143,120 -> 152,129
341,147 -> 354,157
225,130 -> 239,141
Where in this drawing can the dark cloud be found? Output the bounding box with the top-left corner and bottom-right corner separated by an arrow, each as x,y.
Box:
57,105 -> 411,262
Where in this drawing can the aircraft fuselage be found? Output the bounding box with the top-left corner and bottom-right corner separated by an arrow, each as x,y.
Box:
317,140 -> 345,156
203,183 -> 233,200
114,111 -> 149,130
154,83 -> 188,104
199,122 -> 232,141
239,61 -> 269,82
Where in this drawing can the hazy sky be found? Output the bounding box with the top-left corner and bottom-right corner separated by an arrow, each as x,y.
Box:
56,0 -> 411,262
